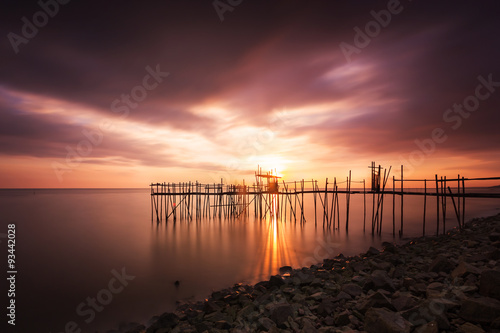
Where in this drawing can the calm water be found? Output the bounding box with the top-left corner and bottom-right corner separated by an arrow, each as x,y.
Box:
1,188 -> 499,332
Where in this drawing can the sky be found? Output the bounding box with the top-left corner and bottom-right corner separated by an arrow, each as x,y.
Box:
1,0 -> 500,188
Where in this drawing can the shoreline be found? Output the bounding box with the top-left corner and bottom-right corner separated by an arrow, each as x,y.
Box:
114,213 -> 500,333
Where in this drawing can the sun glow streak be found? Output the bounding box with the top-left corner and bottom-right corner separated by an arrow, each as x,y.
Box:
257,194 -> 298,277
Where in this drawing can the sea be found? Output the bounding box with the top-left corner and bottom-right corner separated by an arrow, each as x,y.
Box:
1,187 -> 499,332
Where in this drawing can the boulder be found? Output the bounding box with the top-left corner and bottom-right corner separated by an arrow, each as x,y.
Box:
479,270 -> 500,300
357,291 -> 396,313
489,232 -> 500,242
451,261 -> 481,279
269,303 -> 294,327
459,296 -> 500,325
366,246 -> 380,256
269,274 -> 285,288
342,283 -> 363,297
457,322 -> 485,333
279,266 -> 293,275
428,255 -> 454,273
364,307 -> 411,333
414,320 -> 438,333
366,270 -> 396,292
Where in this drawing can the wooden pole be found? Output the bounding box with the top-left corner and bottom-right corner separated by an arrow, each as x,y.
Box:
400,165 -> 403,236
423,179 -> 427,236
435,174 -> 439,235
363,179 -> 366,232
392,176 -> 395,236
462,177 -> 466,228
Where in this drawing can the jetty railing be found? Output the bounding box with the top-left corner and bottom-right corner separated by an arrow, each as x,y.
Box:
150,163 -> 500,237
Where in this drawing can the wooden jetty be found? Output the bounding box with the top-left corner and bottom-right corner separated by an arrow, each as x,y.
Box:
150,162 -> 500,237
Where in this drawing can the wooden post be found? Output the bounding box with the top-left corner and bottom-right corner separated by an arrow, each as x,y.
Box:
441,176 -> 446,235
346,171 -> 351,231
400,165 -> 403,236
324,178 -> 329,227
462,177 -> 466,228
392,176 -> 395,236
435,174 -> 439,235
313,179 -> 317,226
423,179 -> 427,236
363,179 -> 366,232
457,174 -> 460,228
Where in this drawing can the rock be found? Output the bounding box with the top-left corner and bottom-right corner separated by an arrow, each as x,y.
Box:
451,261 -> 481,279
414,320 -> 438,333
258,317 -> 276,330
364,307 -> 411,333
367,270 -> 396,292
146,312 -> 179,332
317,297 -> 341,316
214,320 -> 232,330
457,322 -> 485,333
269,274 -> 285,288
382,241 -> 397,253
426,282 -> 445,298
366,246 -> 380,256
335,310 -> 351,326
479,270 -> 500,300
357,291 -> 396,313
279,266 -> 293,275
392,294 -> 418,312
402,298 -> 457,330
489,232 -> 500,242
428,255 -> 454,273
342,283 -> 363,297
333,291 -> 352,301
269,303 -> 294,327
124,323 -> 146,333
459,296 -> 500,325
300,317 -> 318,333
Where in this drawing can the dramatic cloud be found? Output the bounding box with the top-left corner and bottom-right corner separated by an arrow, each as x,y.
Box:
1,1 -> 499,187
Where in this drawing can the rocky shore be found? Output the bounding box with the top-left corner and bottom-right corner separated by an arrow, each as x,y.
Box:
118,214 -> 500,333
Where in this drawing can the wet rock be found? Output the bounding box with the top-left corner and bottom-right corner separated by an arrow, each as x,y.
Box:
366,246 -> 380,256
428,255 -> 454,273
382,241 -> 397,253
279,266 -> 293,275
479,270 -> 500,300
459,296 -> 500,325
364,307 -> 411,333
269,274 -> 285,288
146,312 -> 179,333
269,303 -> 294,327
